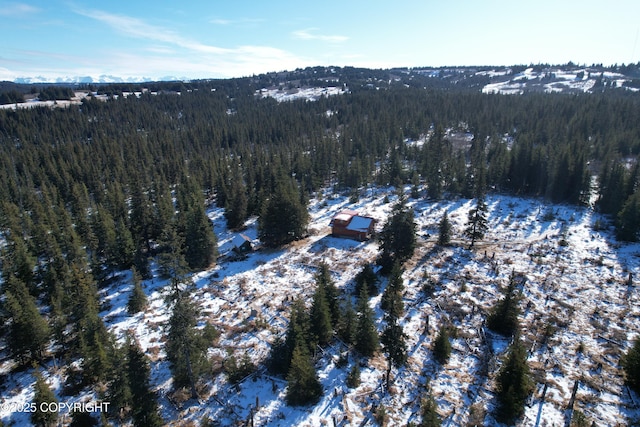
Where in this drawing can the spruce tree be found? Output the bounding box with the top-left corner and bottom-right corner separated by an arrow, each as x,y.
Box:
127,267 -> 147,314
31,370 -> 58,427
419,392 -> 442,427
127,338 -> 163,427
487,276 -> 521,337
433,326 -> 451,365
166,291 -> 215,398
338,298 -> 357,346
258,176 -> 309,247
380,262 -> 404,320
354,287 -> 379,357
285,341 -> 322,406
3,277 -> 50,363
437,210 -> 451,246
354,262 -> 379,296
182,203 -> 218,270
379,197 -> 417,272
464,197 -> 488,249
622,337 -> 640,393
381,316 -> 407,368
309,280 -> 333,347
495,339 -> 533,424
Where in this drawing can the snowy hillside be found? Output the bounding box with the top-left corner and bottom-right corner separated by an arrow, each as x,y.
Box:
2,186 -> 640,426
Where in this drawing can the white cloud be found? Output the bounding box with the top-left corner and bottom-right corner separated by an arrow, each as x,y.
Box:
292,28 -> 348,43
0,2 -> 39,16
63,8 -> 315,78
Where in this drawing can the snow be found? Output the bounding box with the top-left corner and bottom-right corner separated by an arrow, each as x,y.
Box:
257,86 -> 347,102
346,216 -> 374,233
2,186 -> 640,426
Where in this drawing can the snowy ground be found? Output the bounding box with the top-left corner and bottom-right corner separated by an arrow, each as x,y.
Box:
1,185 -> 640,426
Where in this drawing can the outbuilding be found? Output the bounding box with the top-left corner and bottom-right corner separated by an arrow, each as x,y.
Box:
329,210 -> 376,241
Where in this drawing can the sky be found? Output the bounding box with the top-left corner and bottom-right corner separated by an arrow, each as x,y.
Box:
1,0 -> 639,81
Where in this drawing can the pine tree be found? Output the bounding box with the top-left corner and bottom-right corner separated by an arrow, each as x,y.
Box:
464,197 -> 488,249
127,268 -> 148,314
622,337 -> 640,393
127,338 -> 163,427
354,287 -> 379,357
31,370 -> 58,427
495,339 -> 533,424
432,326 -> 451,365
285,341 -> 322,406
437,210 -> 451,246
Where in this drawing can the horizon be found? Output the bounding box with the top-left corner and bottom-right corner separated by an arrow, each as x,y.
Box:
1,0 -> 640,82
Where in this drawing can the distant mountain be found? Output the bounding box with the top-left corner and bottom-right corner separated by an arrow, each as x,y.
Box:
12,74 -> 184,84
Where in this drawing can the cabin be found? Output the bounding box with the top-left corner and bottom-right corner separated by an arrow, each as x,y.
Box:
232,234 -> 253,253
329,210 -> 376,241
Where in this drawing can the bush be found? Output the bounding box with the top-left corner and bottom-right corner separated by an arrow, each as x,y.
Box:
346,363 -> 361,388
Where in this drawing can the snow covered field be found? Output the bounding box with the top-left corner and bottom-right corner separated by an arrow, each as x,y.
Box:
2,186 -> 640,426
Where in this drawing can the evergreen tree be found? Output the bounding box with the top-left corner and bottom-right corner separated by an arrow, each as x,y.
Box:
106,342 -> 131,422
380,262 -> 404,320
437,210 -> 451,246
224,166 -> 249,230
113,218 -> 135,269
346,363 -> 361,388
285,341 -> 322,406
381,316 -> 407,368
316,262 -> 340,326
338,298 -> 357,346
309,280 -> 333,347
166,291 -> 215,398
432,326 -> 451,365
616,191 -> 640,242
354,262 -> 379,296
419,392 -> 442,427
354,287 -> 379,357
3,277 -> 50,363
464,197 -> 488,249
487,276 -> 521,337
259,176 -> 309,247
68,410 -> 98,427
495,339 -> 533,424
378,197 -> 417,272
127,338 -> 163,427
31,370 -> 58,427
622,336 -> 640,393
127,268 -> 148,314
182,203 -> 217,270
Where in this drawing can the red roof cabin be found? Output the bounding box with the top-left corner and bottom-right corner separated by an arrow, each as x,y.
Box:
329,210 -> 376,241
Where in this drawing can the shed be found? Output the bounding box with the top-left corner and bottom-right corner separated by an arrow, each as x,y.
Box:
330,210 -> 376,241
232,234 -> 253,253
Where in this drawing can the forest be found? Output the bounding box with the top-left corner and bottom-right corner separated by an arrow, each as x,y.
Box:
1,66 -> 640,425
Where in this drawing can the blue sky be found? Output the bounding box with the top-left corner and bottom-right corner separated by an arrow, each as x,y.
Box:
1,0 -> 639,81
